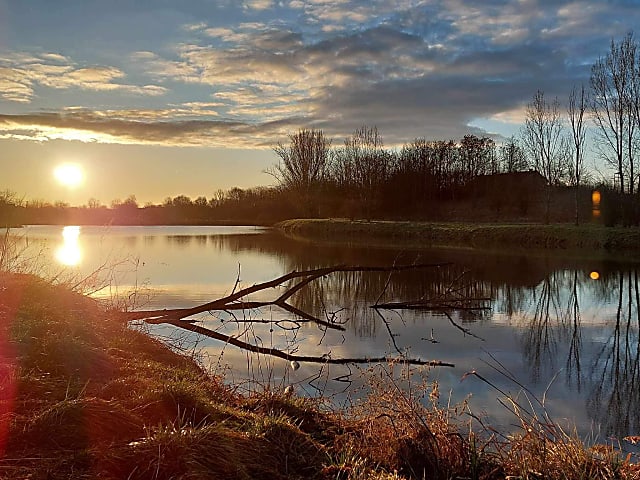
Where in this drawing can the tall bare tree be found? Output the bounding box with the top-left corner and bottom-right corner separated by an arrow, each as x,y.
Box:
568,84 -> 588,225
590,32 -> 639,195
271,128 -> 331,214
499,136 -> 529,173
522,90 -> 568,224
459,134 -> 497,183
332,126 -> 392,218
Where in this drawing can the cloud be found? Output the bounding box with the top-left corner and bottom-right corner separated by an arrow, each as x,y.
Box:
243,0 -> 274,11
0,110 -> 295,148
0,53 -> 167,102
0,67 -> 33,103
4,0 -> 640,149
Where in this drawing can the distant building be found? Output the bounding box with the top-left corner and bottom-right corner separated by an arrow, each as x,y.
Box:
465,170 -> 547,217
468,170 -> 547,194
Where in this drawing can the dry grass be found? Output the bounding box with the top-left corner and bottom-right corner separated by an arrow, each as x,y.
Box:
0,272 -> 638,479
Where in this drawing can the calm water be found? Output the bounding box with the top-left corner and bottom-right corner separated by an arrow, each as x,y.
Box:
8,225 -> 640,445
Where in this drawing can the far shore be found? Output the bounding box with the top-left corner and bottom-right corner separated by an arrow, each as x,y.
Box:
8,218 -> 640,258
274,218 -> 640,258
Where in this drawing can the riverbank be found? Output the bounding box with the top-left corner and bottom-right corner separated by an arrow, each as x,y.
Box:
0,273 -> 638,479
275,219 -> 640,256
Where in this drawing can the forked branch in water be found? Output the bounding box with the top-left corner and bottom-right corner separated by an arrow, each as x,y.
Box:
122,263 -> 471,368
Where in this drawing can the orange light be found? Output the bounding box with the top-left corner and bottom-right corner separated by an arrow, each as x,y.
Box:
591,190 -> 601,207
590,271 -> 600,280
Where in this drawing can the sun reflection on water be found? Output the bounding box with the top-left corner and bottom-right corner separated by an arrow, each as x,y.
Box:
55,226 -> 82,266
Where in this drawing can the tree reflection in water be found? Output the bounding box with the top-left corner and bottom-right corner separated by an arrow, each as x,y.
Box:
199,235 -> 640,438
587,270 -> 639,438
127,230 -> 640,439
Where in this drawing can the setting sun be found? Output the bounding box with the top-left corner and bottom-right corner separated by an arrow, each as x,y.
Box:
54,163 -> 84,188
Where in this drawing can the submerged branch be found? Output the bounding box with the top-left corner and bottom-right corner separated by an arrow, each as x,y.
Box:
123,263 -> 458,368
161,319 -> 453,367
123,263 -> 449,325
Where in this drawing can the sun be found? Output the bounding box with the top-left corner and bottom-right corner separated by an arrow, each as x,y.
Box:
54,163 -> 84,188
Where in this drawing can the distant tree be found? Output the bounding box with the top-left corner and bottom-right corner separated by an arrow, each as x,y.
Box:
209,189 -> 226,208
25,199 -> 50,209
332,126 -> 393,218
227,188 -> 245,203
170,195 -> 193,208
123,195 -> 139,208
397,138 -> 437,205
433,140 -> 459,198
522,90 -> 569,223
87,198 -> 102,209
271,128 -> 331,216
458,134 -> 496,183
111,195 -> 138,210
0,190 -> 22,226
499,136 -> 528,173
590,32 -> 639,195
0,190 -> 22,207
568,84 -> 588,225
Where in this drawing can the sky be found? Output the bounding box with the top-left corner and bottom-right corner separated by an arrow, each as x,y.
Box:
1,0 -> 639,206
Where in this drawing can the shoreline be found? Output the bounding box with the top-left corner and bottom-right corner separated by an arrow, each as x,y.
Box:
274,218 -> 640,258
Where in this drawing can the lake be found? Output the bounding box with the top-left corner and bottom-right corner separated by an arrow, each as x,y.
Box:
7,224 -> 640,445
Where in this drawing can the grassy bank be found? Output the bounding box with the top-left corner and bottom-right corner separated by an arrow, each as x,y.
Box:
0,273 -> 638,479
275,219 -> 640,256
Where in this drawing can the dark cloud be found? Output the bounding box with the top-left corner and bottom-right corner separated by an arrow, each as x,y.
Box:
0,112 -> 252,146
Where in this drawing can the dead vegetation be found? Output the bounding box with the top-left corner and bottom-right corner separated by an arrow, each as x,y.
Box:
0,272 -> 638,479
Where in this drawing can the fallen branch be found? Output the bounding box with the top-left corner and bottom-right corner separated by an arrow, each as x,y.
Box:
123,263 -> 457,368
123,263 -> 450,327
160,319 -> 454,367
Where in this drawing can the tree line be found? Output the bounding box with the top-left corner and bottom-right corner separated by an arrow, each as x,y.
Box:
271,31 -> 640,225
270,126 -> 533,220
0,188 -> 296,226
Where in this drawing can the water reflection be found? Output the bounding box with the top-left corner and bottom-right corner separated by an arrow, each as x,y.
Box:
587,270 -> 640,437
199,232 -> 640,439
55,226 -> 82,266
7,225 -> 640,441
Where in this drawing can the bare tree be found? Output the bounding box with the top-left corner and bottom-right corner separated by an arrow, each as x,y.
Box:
568,84 -> 588,225
522,90 -> 568,224
590,32 -> 639,195
459,134 -> 497,183
271,128 -> 331,214
632,37 -> 640,194
499,136 -> 528,173
332,126 -> 392,218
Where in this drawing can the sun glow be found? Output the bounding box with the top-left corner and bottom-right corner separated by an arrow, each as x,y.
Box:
55,226 -> 82,266
54,163 -> 84,188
